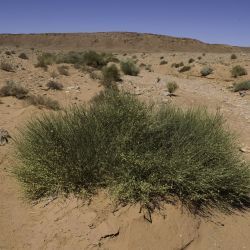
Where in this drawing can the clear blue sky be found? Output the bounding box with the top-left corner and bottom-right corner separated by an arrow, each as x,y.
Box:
0,0 -> 249,46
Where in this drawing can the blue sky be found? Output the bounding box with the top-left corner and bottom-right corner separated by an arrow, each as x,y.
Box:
0,0 -> 249,46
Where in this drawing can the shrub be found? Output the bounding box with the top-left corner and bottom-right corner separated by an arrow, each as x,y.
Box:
231,54 -> 237,60
50,70 -> 59,79
120,60 -> 139,76
231,65 -> 247,78
188,58 -> 195,64
102,64 -> 121,88
57,65 -> 69,76
35,53 -> 57,69
0,62 -> 15,72
0,80 -> 28,99
160,60 -> 168,65
5,51 -> 12,56
166,81 -> 179,94
201,66 -> 213,76
179,66 -> 191,73
160,56 -> 164,60
171,62 -> 184,68
15,90 -> 250,214
83,50 -> 106,69
27,95 -> 60,110
198,56 -> 202,60
233,81 -> 250,92
46,81 -> 63,90
19,53 -> 29,60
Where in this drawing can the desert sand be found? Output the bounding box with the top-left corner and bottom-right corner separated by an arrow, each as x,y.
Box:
0,33 -> 250,249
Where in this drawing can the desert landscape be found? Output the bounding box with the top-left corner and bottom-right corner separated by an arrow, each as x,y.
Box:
1,32 -> 250,250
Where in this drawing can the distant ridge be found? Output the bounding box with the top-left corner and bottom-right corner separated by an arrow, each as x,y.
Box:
0,32 -> 249,53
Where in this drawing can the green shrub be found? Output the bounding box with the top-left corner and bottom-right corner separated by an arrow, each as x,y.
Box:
57,65 -> 69,76
19,53 -> 29,60
83,50 -> 106,69
46,81 -> 63,90
167,81 -> 179,94
102,64 -> 121,88
0,62 -> 15,72
179,66 -> 191,73
0,80 -> 28,99
233,80 -> 250,92
120,60 -> 139,76
160,60 -> 168,65
231,54 -> 237,60
201,66 -> 213,76
231,65 -> 247,78
27,95 -> 60,110
15,90 -> 250,214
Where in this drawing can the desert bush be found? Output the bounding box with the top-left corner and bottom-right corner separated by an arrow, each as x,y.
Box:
171,62 -> 184,68
197,56 -> 202,60
120,60 -> 139,76
201,66 -> 213,76
233,81 -> 250,92
188,58 -> 195,64
160,56 -> 164,60
27,95 -> 60,110
5,51 -> 12,56
46,81 -> 63,90
160,60 -> 168,65
35,53 -> 57,69
0,80 -> 28,99
15,89 -> 250,214
179,66 -> 191,73
102,64 -> 121,88
57,65 -> 69,76
231,65 -> 247,78
19,53 -> 29,60
166,81 -> 179,94
50,70 -> 59,79
83,50 -> 106,69
0,62 -> 15,72
231,54 -> 237,60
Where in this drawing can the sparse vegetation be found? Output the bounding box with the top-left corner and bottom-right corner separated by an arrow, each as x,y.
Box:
171,62 -> 184,68
46,81 -> 63,90
201,66 -> 213,76
57,65 -> 70,76
19,53 -> 29,60
35,53 -> 56,70
27,95 -> 60,110
233,80 -> 250,92
5,51 -> 12,56
0,61 -> 15,72
120,60 -> 139,76
166,81 -> 178,95
15,89 -> 250,214
179,65 -> 191,73
102,64 -> 121,88
0,80 -> 28,99
231,65 -> 247,78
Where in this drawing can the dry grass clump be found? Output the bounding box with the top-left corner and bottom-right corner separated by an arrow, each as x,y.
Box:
231,65 -> 247,78
160,60 -> 168,65
15,89 -> 250,214
57,65 -> 69,76
102,64 -> 121,88
46,81 -> 63,90
27,95 -> 60,110
0,81 -> 28,99
0,61 -> 15,72
120,60 -> 140,76
166,81 -> 179,95
231,54 -> 237,60
179,65 -> 191,73
201,66 -> 213,76
19,53 -> 29,60
233,81 -> 250,92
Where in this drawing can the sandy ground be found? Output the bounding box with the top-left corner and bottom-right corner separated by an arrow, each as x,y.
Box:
1,48 -> 250,249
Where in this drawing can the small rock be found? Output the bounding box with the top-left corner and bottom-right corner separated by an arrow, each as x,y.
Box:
239,147 -> 250,153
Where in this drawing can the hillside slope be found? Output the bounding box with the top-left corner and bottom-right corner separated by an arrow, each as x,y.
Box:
0,32 -> 250,52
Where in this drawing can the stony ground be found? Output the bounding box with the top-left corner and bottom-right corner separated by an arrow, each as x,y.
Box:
1,48 -> 250,249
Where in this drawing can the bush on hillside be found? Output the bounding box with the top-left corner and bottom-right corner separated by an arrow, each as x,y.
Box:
233,81 -> 250,92
27,95 -> 60,110
201,66 -> 213,77
102,64 -> 121,88
19,53 -> 29,60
